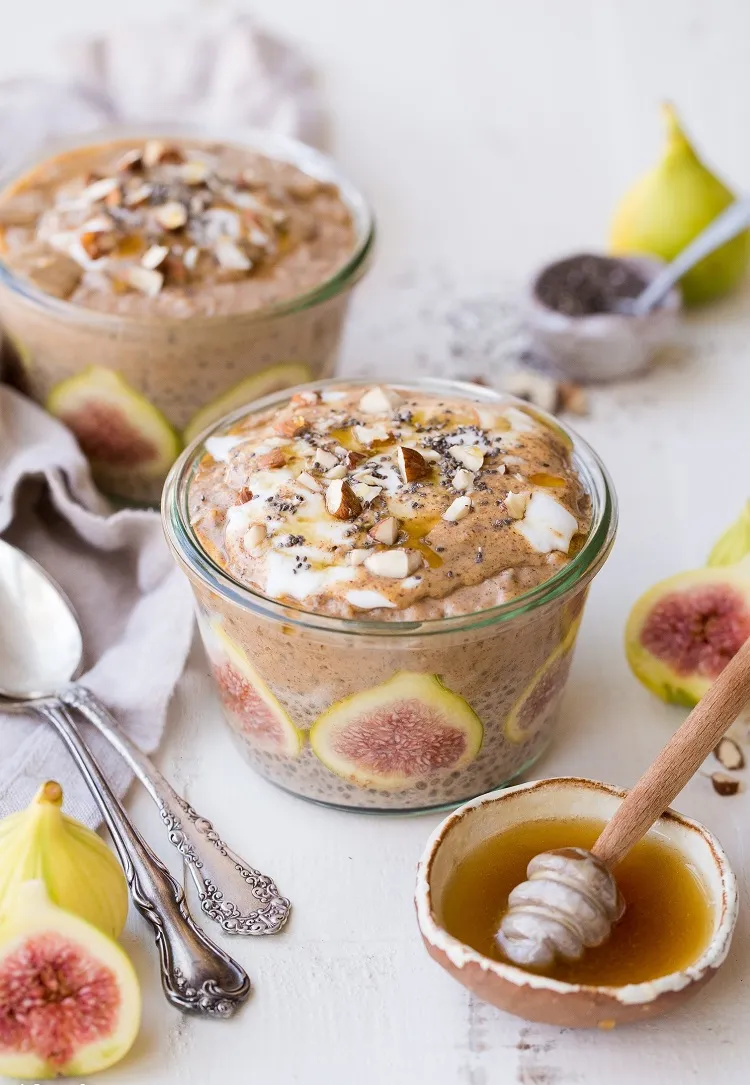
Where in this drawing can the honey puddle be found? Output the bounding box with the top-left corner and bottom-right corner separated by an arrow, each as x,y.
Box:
440,817 -> 714,986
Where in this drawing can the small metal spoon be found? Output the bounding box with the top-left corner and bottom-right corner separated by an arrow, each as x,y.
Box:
0,537 -> 250,1017
621,198 -> 750,316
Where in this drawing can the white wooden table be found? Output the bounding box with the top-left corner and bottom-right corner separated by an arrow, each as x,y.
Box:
4,1 -> 750,1081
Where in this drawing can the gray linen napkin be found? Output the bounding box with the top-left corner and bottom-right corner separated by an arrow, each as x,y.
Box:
0,385 -> 195,825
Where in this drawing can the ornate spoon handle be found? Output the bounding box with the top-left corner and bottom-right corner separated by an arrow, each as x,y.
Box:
38,700 -> 251,1018
62,685 -> 291,937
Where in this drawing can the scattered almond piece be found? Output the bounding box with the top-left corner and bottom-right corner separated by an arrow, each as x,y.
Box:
238,487 -> 253,504
397,446 -> 429,484
353,423 -> 391,446
273,415 -> 308,438
124,266 -> 164,297
215,238 -> 252,271
711,772 -> 742,797
154,201 -> 188,230
369,517 -> 400,545
255,450 -> 287,470
558,382 -> 589,416
324,464 -> 347,479
347,549 -> 370,566
505,371 -> 560,414
452,468 -> 474,492
364,549 -> 421,579
244,524 -> 267,551
291,390 -> 321,408
297,470 -> 322,492
314,448 -> 340,471
181,160 -> 211,185
141,245 -> 169,270
505,491 -> 530,519
81,177 -> 119,203
359,385 -> 403,414
326,479 -> 362,520
419,448 -> 442,462
79,230 -> 117,260
443,495 -> 472,522
352,482 -> 382,505
450,445 -> 484,472
714,737 -> 745,771
344,450 -> 367,469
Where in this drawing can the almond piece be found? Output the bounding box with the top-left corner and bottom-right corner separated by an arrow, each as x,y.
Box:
442,495 -> 472,522
256,450 -> 287,470
125,266 -> 164,297
143,140 -> 184,168
714,737 -> 745,771
324,464 -> 347,479
141,244 -> 170,270
79,230 -> 118,260
154,201 -> 188,230
273,415 -> 308,438
215,238 -> 252,271
238,487 -> 253,504
505,491 -> 529,519
326,479 -> 362,520
397,446 -> 429,484
558,382 -> 589,416
115,148 -> 144,173
711,772 -> 742,797
81,177 -> 119,203
353,424 -> 390,446
452,468 -> 474,492
314,448 -> 339,470
369,516 -> 400,545
244,524 -> 267,551
420,448 -> 442,462
297,470 -> 322,492
181,160 -> 211,185
344,450 -> 367,469
124,183 -> 153,207
347,549 -> 370,566
352,482 -> 382,505
450,445 -> 485,472
291,390 -> 321,408
505,371 -> 560,414
364,549 -> 421,579
359,385 -> 403,414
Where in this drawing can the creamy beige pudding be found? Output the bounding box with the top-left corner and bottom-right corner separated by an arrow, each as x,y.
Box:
0,131 -> 373,503
164,379 -> 616,812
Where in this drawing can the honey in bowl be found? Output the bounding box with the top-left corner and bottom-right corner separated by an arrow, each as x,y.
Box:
439,816 -> 714,986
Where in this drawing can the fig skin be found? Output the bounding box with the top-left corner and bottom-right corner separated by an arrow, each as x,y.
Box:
0,781 -> 128,940
183,361 -> 311,445
0,880 -> 140,1080
309,671 -> 483,791
200,616 -> 304,757
625,566 -> 750,706
46,365 -> 181,484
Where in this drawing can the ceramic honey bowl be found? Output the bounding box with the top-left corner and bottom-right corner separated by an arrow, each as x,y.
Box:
415,777 -> 738,1029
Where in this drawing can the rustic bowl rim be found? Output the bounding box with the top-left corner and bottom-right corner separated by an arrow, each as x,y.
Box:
415,775 -> 738,1006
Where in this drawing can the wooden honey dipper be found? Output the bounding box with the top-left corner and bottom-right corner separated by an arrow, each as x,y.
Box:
497,636 -> 750,969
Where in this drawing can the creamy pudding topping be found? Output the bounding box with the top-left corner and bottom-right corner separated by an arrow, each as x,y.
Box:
0,138 -> 355,317
188,385 -> 592,620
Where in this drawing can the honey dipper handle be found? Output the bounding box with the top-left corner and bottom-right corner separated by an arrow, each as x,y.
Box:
593,635 -> 750,869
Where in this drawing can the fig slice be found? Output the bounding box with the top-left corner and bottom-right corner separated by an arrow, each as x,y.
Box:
625,566 -> 750,706
200,618 -> 304,757
309,672 -> 483,791
47,366 -> 180,487
183,362 -> 312,445
0,880 -> 140,1080
505,618 -> 581,744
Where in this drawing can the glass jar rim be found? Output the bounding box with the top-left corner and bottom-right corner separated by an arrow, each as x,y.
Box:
162,376 -> 618,639
0,124 -> 375,328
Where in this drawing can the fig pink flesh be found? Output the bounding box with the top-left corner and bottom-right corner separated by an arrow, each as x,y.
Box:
640,585 -> 750,678
516,653 -> 571,733
215,663 -> 286,749
331,698 -> 467,776
0,932 -> 120,1069
60,404 -> 157,467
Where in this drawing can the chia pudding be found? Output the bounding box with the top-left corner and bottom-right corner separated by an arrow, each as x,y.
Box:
163,378 -> 616,812
0,130 -> 373,503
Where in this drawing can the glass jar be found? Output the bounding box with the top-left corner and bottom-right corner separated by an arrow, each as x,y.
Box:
0,127 -> 374,504
163,378 -> 617,813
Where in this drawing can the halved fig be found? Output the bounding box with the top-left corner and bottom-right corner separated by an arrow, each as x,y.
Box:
505,634 -> 577,745
183,362 -> 312,445
309,672 -> 483,791
0,880 -> 140,1080
625,566 -> 750,706
47,367 -> 180,487
201,619 -> 303,757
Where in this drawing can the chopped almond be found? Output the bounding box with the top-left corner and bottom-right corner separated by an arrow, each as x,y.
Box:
326,479 -> 362,520
256,449 -> 287,470
397,446 -> 429,484
369,516 -> 400,545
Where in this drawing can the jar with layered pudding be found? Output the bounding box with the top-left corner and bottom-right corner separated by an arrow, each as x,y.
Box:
0,129 -> 373,503
163,379 -> 616,812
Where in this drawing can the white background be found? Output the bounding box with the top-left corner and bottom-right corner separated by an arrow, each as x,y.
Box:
3,2 -> 750,1082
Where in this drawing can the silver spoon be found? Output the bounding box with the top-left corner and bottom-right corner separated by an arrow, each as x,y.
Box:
622,198 -> 750,316
0,537 -> 250,1017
